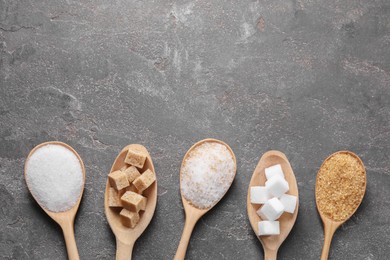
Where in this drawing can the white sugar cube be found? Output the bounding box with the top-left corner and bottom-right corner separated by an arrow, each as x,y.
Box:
265,164 -> 284,180
250,186 -> 271,204
257,197 -> 285,221
265,177 -> 289,198
280,194 -> 297,213
258,221 -> 280,236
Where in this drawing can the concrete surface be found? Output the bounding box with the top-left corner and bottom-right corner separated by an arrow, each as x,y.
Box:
1,0 -> 389,259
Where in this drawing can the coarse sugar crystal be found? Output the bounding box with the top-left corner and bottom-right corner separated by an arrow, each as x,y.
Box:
180,142 -> 235,209
316,152 -> 366,221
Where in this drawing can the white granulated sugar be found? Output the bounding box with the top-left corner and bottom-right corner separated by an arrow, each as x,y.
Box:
180,142 -> 235,209
25,144 -> 84,212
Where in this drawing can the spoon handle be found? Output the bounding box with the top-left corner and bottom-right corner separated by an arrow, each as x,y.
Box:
60,220 -> 80,260
321,222 -> 337,260
174,217 -> 198,260
116,239 -> 134,260
264,248 -> 278,260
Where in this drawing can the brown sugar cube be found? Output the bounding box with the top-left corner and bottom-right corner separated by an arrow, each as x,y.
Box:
133,169 -> 156,193
108,170 -> 129,191
124,166 -> 141,183
108,187 -> 122,207
120,165 -> 129,171
124,148 -> 147,168
121,191 -> 147,212
119,209 -> 140,228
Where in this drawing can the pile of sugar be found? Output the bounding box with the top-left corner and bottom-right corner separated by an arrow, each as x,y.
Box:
180,142 -> 235,209
316,153 -> 366,221
25,144 -> 84,212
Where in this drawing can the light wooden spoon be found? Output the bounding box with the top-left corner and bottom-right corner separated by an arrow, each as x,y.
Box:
247,150 -> 299,260
104,144 -> 157,260
25,141 -> 85,260
174,138 -> 237,260
315,151 -> 366,260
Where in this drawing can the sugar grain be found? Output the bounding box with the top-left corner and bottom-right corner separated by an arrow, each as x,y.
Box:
25,144 -> 84,212
316,152 -> 365,221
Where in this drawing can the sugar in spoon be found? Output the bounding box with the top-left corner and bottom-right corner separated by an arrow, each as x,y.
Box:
174,138 -> 237,260
104,144 -> 157,260
25,141 -> 85,260
316,151 -> 366,260
247,150 -> 299,260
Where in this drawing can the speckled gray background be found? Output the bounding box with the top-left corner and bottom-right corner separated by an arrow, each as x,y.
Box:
1,0 -> 389,259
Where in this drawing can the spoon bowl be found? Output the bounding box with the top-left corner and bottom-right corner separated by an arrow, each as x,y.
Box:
247,150 -> 299,260
25,141 -> 85,260
104,144 -> 157,260
315,151 -> 366,260
174,138 -> 237,260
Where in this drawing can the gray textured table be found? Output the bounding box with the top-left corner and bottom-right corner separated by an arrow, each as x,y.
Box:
1,0 -> 389,259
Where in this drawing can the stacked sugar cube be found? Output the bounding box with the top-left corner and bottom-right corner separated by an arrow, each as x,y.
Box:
107,147 -> 156,228
250,164 -> 297,236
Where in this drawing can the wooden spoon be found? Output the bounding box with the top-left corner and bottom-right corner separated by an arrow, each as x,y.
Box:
25,141 -> 85,260
246,150 -> 299,260
104,144 -> 157,260
174,138 -> 237,260
315,151 -> 366,260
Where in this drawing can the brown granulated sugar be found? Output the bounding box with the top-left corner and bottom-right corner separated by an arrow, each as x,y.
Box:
316,152 -> 366,221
